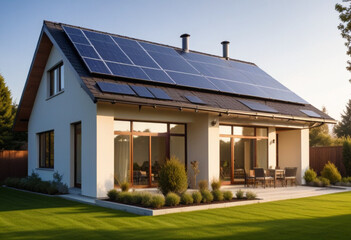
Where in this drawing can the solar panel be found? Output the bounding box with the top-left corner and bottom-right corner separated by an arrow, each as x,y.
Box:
106,62 -> 149,80
130,85 -> 155,98
83,58 -> 111,75
97,82 -> 136,95
166,71 -> 218,91
141,68 -> 175,84
147,87 -> 172,100
185,95 -> 206,105
300,109 -> 321,118
75,44 -> 100,59
63,25 -> 309,104
238,100 -> 278,113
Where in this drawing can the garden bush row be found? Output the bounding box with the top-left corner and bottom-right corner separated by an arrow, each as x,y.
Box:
107,188 -> 256,209
304,162 -> 345,187
3,171 -> 68,195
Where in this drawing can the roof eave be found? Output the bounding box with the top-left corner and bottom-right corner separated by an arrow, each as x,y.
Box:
95,97 -> 336,125
13,25 -> 52,132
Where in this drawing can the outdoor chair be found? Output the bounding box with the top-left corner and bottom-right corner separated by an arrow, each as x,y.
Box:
246,170 -> 255,187
233,169 -> 246,185
254,168 -> 273,188
284,167 -> 297,187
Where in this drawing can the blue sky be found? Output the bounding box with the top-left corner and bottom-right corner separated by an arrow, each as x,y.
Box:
0,0 -> 349,121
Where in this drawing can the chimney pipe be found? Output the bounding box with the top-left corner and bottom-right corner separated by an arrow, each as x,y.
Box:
180,33 -> 190,52
221,41 -> 230,59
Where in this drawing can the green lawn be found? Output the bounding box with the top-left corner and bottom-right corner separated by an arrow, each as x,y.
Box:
0,187 -> 351,240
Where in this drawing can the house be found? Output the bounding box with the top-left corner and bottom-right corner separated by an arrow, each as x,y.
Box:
14,21 -> 336,198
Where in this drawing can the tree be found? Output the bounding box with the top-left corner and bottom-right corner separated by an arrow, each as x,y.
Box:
309,106 -> 333,146
0,74 -> 26,150
336,1 -> 351,73
334,99 -> 351,138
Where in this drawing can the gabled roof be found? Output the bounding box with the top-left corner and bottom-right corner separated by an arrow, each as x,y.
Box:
13,21 -> 335,131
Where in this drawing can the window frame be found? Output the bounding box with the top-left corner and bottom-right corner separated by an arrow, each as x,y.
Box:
38,130 -> 55,169
219,125 -> 268,184
114,120 -> 187,188
47,62 -> 64,98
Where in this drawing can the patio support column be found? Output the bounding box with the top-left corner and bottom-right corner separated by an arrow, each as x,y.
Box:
187,113 -> 219,188
96,104 -> 115,198
277,128 -> 309,185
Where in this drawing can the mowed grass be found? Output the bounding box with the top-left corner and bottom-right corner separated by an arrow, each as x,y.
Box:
0,187 -> 351,240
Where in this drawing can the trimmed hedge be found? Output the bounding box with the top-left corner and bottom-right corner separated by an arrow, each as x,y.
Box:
4,171 -> 68,195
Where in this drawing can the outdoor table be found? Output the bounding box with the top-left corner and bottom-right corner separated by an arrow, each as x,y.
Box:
267,169 -> 285,188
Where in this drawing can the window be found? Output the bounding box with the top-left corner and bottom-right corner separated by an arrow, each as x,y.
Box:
114,121 -> 186,187
48,63 -> 64,97
219,125 -> 268,183
39,131 -> 54,168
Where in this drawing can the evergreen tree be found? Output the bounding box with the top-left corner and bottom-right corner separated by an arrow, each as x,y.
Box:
334,99 -> 351,138
309,106 -> 333,146
336,1 -> 351,73
0,74 -> 26,150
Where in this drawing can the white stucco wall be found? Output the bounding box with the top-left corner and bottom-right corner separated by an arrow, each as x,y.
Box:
278,129 -> 309,184
27,46 -> 97,197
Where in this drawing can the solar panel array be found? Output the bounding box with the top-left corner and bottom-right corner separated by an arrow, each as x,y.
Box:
238,100 -> 278,113
63,25 -> 308,104
97,82 -> 172,101
300,109 -> 321,118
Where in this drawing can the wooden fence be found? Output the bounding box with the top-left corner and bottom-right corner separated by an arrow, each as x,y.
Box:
0,150 -> 28,182
310,146 -> 345,176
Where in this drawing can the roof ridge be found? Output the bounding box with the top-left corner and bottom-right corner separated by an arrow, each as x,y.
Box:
43,20 -> 256,66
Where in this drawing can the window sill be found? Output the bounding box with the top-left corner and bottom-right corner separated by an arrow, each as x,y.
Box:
46,90 -> 64,101
36,168 -> 54,171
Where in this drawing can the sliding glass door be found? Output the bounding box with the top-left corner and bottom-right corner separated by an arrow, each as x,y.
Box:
219,125 -> 268,184
114,120 -> 186,187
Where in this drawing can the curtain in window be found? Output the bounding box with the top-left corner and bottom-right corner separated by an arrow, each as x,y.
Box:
114,135 -> 130,185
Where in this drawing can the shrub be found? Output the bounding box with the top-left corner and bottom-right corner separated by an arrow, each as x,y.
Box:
192,191 -> 202,204
150,194 -> 165,208
47,184 -> 59,195
180,192 -> 193,205
319,177 -> 330,187
140,192 -> 153,207
211,189 -> 223,201
158,157 -> 188,195
198,180 -> 208,191
130,192 -> 143,205
246,191 -> 257,200
120,182 -> 130,192
4,178 -> 20,188
107,189 -> 118,201
52,172 -> 68,194
211,179 -> 221,191
236,189 -> 244,199
165,192 -> 180,206
116,192 -> 132,204
223,191 -> 233,201
342,177 -> 349,183
304,169 -> 317,183
321,162 -> 342,184
201,189 -> 213,203
313,178 -> 322,187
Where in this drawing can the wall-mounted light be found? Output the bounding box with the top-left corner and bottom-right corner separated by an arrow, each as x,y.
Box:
211,119 -> 218,126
